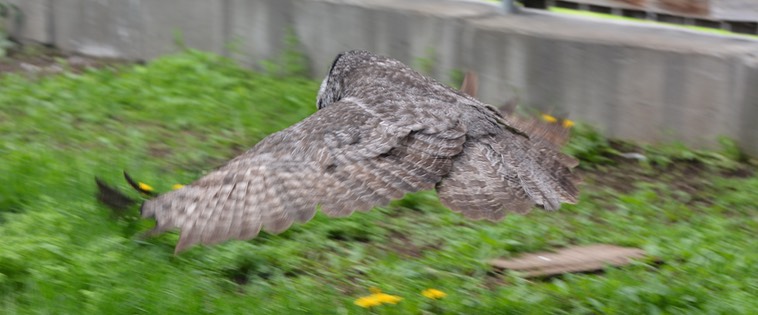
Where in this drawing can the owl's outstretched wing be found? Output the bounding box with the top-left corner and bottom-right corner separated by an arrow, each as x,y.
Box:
141,98 -> 466,253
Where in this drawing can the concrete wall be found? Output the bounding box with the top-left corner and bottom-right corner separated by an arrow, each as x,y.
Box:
7,0 -> 758,154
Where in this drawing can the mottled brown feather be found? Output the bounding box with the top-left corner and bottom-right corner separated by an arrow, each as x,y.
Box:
140,50 -> 579,253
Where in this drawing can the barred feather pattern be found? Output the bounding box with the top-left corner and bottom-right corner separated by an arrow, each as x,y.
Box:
140,50 -> 580,252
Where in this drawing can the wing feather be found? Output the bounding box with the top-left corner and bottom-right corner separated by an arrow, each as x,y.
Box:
138,50 -> 580,253
437,130 -> 580,220
141,99 -> 467,252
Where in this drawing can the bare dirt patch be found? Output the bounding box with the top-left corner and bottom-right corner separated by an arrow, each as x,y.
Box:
0,45 -> 133,76
577,141 -> 755,207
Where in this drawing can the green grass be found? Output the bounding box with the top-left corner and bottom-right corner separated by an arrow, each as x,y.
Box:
1,50 -> 756,314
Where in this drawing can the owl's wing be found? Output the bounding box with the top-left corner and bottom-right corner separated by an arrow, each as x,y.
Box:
140,98 -> 466,252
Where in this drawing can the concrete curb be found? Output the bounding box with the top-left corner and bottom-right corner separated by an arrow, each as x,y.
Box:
8,0 -> 758,154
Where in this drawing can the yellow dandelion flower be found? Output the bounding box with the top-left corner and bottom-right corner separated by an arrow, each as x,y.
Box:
172,184 -> 185,190
374,293 -> 403,304
562,119 -> 575,128
422,288 -> 447,299
355,288 -> 403,307
354,295 -> 382,308
138,182 -> 154,192
541,113 -> 558,123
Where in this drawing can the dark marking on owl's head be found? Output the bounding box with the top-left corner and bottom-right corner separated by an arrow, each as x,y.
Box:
328,52 -> 345,75
317,53 -> 345,109
317,50 -> 380,110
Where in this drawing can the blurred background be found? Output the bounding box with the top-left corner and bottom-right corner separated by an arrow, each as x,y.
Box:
1,0 -> 756,314
4,0 -> 758,153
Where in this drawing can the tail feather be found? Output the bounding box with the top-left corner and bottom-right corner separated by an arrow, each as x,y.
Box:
436,140 -> 534,221
495,131 -> 579,210
437,131 -> 580,219
444,71 -> 579,218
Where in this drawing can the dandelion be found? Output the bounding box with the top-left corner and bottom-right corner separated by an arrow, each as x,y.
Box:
138,182 -> 154,192
354,288 -> 403,308
373,293 -> 402,304
541,113 -> 558,123
354,295 -> 382,308
562,119 -> 575,128
422,288 -> 447,299
172,184 -> 185,190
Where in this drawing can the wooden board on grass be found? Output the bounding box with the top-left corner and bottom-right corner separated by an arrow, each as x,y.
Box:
489,244 -> 652,278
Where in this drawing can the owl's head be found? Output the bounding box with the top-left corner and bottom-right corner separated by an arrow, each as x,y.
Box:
316,50 -> 379,109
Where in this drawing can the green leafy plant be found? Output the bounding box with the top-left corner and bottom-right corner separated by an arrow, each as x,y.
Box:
413,47 -> 437,76
448,68 -> 465,89
642,137 -> 745,170
564,123 -> 620,166
260,29 -> 309,78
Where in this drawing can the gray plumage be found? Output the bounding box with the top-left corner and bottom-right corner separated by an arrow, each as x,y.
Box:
141,50 -> 580,253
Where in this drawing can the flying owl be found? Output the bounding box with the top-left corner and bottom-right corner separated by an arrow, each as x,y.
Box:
124,50 -> 580,253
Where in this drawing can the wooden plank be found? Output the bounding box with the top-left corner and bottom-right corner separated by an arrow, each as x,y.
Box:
546,0 -> 757,22
552,0 -> 709,17
657,0 -> 710,16
489,244 -> 652,278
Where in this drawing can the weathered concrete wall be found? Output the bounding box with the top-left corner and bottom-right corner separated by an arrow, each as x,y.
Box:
737,55 -> 758,149
6,0 -> 51,43
464,12 -> 758,149
8,0 -> 758,154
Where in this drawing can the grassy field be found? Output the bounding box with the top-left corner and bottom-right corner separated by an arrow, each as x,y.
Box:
0,50 -> 756,314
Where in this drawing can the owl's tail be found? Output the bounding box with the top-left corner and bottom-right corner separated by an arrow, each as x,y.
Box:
436,129 -> 580,221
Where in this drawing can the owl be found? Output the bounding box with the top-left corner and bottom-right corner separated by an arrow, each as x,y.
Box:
127,50 -> 580,253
